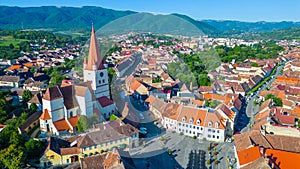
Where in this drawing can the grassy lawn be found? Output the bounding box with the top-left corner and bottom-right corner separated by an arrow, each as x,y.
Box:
0,36 -> 27,47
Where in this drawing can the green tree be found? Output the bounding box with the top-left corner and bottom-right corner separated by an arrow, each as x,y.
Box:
25,139 -> 44,159
265,94 -> 282,107
109,114 -> 118,121
49,75 -> 66,87
0,144 -> 26,169
30,103 -> 38,113
22,90 -> 33,102
198,74 -> 211,86
77,115 -> 88,132
251,62 -> 259,67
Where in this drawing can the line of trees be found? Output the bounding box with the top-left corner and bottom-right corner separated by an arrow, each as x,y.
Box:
215,41 -> 285,63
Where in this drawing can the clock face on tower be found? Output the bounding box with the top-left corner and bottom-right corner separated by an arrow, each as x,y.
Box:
100,72 -> 104,77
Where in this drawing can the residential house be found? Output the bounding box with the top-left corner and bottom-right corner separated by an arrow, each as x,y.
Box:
0,75 -> 21,88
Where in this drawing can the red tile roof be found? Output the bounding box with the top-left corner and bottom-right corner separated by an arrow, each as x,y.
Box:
40,109 -> 51,120
237,146 -> 262,166
265,148 -> 300,169
68,115 -> 79,127
60,147 -> 80,155
53,119 -> 72,131
98,96 -> 114,107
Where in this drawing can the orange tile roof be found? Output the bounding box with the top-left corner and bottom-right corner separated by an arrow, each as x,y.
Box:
204,112 -> 225,129
129,79 -> 142,91
237,146 -> 262,166
23,63 -> 33,67
277,91 -> 286,100
255,109 -> 270,121
282,99 -> 293,107
60,147 -> 81,155
292,106 -> 300,118
275,76 -> 299,85
284,64 -> 291,69
7,64 -> 22,71
68,115 -> 79,127
177,107 -> 207,126
145,95 -> 156,103
53,119 -> 72,131
265,149 -> 300,169
40,109 -> 51,120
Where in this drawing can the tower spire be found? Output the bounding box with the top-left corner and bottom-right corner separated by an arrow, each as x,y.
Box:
85,24 -> 104,70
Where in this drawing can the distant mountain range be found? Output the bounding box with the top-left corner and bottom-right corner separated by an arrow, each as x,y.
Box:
0,6 -> 299,36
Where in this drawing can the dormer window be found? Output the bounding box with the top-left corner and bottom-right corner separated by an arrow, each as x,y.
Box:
215,122 -> 219,128
189,117 -> 194,123
182,116 -> 186,122
197,119 -> 201,125
208,121 -> 212,127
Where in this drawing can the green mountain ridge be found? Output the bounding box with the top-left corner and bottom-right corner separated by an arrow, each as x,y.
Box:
0,6 -> 299,37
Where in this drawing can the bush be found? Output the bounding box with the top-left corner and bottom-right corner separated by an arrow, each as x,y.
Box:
109,114 -> 118,121
192,136 -> 197,139
206,159 -> 211,165
179,132 -> 183,136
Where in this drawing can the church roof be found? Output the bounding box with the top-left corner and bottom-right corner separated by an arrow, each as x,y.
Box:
40,109 -> 51,120
43,86 -> 63,101
85,26 -> 105,70
98,96 -> 114,107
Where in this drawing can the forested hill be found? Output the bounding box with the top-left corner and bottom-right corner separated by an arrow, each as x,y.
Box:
202,20 -> 300,35
0,6 -> 136,31
0,6 -> 300,37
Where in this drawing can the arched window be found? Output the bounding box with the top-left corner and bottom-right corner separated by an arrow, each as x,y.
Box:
215,122 -> 219,128
197,119 -> 201,125
189,117 -> 194,123
182,116 -> 186,122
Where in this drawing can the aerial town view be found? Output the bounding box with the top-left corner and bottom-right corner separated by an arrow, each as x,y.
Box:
0,0 -> 300,169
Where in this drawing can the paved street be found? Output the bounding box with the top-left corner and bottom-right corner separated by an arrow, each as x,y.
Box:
111,51 -> 236,169
239,63 -> 284,133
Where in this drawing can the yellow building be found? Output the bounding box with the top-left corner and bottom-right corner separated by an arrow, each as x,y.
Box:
39,122 -> 139,168
77,123 -> 139,157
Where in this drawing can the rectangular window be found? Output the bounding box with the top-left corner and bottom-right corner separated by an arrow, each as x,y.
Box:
178,123 -> 181,126
217,130 -> 220,133
83,147 -> 86,151
197,127 -> 199,130
208,135 -> 211,138
193,126 -> 195,129
217,136 -> 219,139
89,146 -> 92,150
201,127 -> 203,130
94,145 -> 97,149
67,159 -> 69,163
213,135 -> 215,138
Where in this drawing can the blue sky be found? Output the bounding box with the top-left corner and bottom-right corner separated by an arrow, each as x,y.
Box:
1,0 -> 299,22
